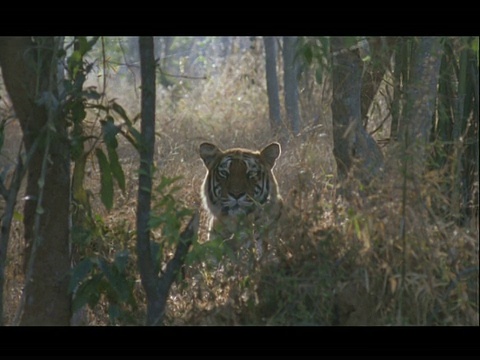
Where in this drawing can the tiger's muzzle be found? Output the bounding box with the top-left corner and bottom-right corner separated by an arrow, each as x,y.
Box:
221,192 -> 255,216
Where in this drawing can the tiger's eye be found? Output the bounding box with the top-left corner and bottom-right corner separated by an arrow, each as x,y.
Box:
247,171 -> 258,179
218,169 -> 229,178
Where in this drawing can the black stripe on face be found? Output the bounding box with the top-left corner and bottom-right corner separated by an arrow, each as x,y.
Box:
208,156 -> 231,205
257,174 -> 270,204
218,157 -> 232,174
242,155 -> 270,204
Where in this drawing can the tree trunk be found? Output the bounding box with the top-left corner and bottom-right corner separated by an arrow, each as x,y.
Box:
331,37 -> 384,185
157,36 -> 175,88
136,36 -> 162,325
0,151 -> 26,325
136,36 -> 199,326
0,36 -> 71,325
361,37 -> 396,128
390,38 -> 409,140
263,36 -> 282,133
282,36 -> 301,135
397,37 -> 443,175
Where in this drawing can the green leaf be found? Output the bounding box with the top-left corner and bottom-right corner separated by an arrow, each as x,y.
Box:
344,36 -> 358,49
150,241 -> 163,274
71,225 -> 92,246
72,273 -> 102,312
99,118 -> 126,194
361,54 -> 371,63
156,175 -> 183,193
302,44 -> 313,65
114,250 -> 130,273
353,217 -> 361,238
98,258 -> 131,302
95,148 -> 113,210
98,258 -> 113,280
69,258 -> 93,293
111,101 -> 131,125
77,37 -> 89,56
67,50 -> 82,73
148,215 -> 163,230
470,36 -> 479,56
122,126 -> 141,150
72,101 -> 87,123
108,147 -> 126,192
101,117 -> 119,149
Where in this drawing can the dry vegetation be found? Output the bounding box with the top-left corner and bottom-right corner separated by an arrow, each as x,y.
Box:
1,39 -> 478,326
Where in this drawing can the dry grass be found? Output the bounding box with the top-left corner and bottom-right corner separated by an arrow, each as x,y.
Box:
1,40 -> 478,326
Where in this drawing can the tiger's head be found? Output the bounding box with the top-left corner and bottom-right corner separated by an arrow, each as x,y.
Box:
199,142 -> 282,219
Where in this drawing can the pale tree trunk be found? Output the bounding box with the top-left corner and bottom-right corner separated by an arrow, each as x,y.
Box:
0,36 -> 71,325
331,37 -> 384,185
283,36 -> 301,135
263,36 -> 282,133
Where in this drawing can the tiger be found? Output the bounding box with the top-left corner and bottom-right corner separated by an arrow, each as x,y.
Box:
199,142 -> 283,261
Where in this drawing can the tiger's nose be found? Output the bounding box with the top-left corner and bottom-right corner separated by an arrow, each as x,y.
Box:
229,191 -> 246,200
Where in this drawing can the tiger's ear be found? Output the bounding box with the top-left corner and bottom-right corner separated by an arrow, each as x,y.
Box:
199,142 -> 221,168
260,142 -> 281,168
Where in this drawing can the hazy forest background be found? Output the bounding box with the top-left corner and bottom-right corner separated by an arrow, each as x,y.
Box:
0,36 -> 478,326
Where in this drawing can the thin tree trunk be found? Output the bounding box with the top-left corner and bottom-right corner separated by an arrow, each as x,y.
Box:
136,36 -> 162,325
0,36 -> 71,325
283,36 -> 301,135
263,36 -> 282,133
391,37 -> 409,141
136,36 -> 199,326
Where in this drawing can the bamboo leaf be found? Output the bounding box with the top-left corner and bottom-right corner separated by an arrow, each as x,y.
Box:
101,117 -> 119,149
107,147 -> 126,192
95,148 -> 113,210
77,37 -> 89,56
99,258 -> 131,302
118,126 -> 140,151
72,273 -> 102,312
111,101 -> 132,125
114,250 -> 130,273
69,258 -> 93,293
